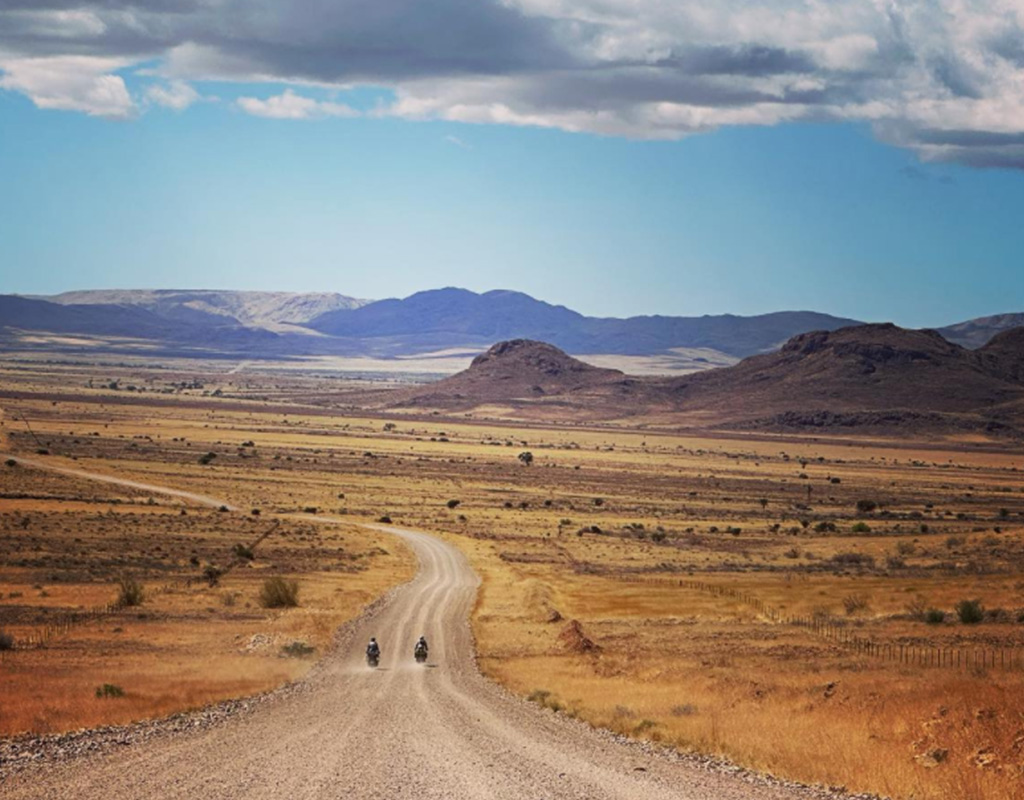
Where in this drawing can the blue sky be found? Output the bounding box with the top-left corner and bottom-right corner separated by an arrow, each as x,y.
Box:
2,2 -> 1024,328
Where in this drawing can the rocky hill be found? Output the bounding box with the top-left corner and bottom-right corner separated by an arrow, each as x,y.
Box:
661,323 -> 1024,433
387,324 -> 1024,436
390,339 -> 629,410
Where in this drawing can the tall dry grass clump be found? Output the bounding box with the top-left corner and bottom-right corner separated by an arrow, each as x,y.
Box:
259,577 -> 299,608
115,576 -> 145,608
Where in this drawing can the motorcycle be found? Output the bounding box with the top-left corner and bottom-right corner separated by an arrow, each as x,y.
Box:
414,644 -> 428,664
367,649 -> 380,668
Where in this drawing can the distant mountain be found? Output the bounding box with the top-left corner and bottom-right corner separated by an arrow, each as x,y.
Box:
0,295 -> 181,340
0,294 -> 279,352
937,313 -> 1024,350
40,289 -> 368,334
386,324 -> 1024,436
310,287 -> 862,358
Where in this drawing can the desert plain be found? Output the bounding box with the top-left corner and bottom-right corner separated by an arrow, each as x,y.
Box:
1,356 -> 1023,800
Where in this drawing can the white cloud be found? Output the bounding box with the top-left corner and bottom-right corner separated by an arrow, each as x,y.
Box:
145,80 -> 200,111
236,89 -> 358,120
0,55 -> 135,119
5,1 -> 1024,165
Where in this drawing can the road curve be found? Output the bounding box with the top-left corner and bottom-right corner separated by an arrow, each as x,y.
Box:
1,454 -> 235,510
2,458 -> 834,800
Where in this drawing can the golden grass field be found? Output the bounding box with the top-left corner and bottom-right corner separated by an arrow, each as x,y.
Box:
1,358 -> 1023,799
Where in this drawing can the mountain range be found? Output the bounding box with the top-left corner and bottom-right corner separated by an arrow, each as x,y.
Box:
385,326 -> 1024,436
1,287 -> 1021,370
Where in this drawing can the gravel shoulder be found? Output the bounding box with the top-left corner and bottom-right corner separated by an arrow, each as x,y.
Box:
0,458 -> 868,800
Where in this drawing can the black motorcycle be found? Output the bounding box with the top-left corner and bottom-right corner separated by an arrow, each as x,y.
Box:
366,648 -> 380,668
414,643 -> 428,664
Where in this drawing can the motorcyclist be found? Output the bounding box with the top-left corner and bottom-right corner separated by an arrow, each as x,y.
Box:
366,637 -> 380,659
414,636 -> 428,658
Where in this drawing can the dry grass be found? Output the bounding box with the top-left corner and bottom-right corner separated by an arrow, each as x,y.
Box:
2,358 -> 1024,798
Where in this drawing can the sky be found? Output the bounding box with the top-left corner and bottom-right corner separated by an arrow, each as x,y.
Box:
2,1 -> 1024,328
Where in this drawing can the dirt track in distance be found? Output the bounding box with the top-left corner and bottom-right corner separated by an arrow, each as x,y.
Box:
2,459 -> 841,800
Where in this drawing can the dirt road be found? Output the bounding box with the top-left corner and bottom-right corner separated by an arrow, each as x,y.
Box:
2,454 -> 235,509
2,458 -> 839,800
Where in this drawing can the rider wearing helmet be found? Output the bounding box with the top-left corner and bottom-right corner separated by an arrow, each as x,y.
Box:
414,636 -> 428,657
366,637 -> 380,658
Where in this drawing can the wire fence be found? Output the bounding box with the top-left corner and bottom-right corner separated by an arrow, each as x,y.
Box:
621,575 -> 1024,672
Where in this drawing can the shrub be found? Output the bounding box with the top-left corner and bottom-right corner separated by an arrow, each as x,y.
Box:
955,599 -> 984,624
905,596 -> 927,620
281,641 -> 315,658
198,452 -> 216,465
260,577 -> 299,608
0,630 -> 14,651
830,552 -> 875,568
924,609 -> 946,625
4,459 -> 16,468
233,543 -> 254,560
203,564 -> 224,587
378,515 -> 392,524
517,451 -> 534,466
115,576 -> 144,608
447,499 -> 461,509
95,683 -> 124,698
851,522 -> 871,533
855,499 -> 878,514
843,594 -> 869,615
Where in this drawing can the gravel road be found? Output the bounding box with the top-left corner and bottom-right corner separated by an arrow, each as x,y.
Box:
1,457 -> 858,800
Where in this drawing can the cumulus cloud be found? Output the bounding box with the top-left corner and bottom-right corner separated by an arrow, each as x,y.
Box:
0,55 -> 134,118
237,89 -> 357,120
3,1 -> 1024,166
145,79 -> 199,110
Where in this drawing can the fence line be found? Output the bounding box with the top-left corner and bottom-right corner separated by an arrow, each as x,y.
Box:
620,575 -> 1023,672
